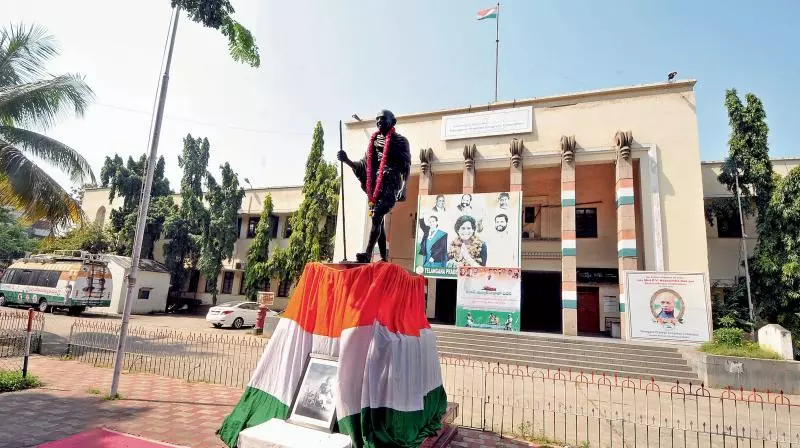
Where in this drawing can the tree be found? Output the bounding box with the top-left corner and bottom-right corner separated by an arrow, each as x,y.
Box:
163,135 -> 210,293
243,193 -> 274,300
197,163 -> 244,304
170,0 -> 260,67
0,24 -> 96,227
0,207 -> 37,262
271,122 -> 339,284
39,222 -> 111,254
100,154 -> 172,259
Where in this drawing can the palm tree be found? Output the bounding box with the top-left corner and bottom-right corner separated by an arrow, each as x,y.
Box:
0,23 -> 96,227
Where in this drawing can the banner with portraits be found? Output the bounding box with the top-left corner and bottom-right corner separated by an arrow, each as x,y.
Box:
625,271 -> 711,343
456,267 -> 521,332
413,191 -> 522,279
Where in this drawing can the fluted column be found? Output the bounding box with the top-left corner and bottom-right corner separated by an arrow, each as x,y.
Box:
614,130 -> 637,340
560,135 -> 577,336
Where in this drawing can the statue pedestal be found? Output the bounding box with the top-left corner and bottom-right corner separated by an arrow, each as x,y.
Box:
237,419 -> 352,448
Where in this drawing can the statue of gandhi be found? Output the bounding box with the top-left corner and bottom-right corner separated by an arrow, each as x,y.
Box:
337,109 -> 411,263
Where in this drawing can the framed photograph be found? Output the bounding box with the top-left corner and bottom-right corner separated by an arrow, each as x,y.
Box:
287,354 -> 339,432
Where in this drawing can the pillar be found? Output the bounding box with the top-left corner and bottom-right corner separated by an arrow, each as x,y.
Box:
463,144 -> 475,193
614,131 -> 637,340
560,136 -> 577,336
509,139 -> 523,192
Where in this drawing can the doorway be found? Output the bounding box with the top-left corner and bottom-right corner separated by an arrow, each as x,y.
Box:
434,279 -> 457,325
577,286 -> 600,334
520,271 -> 562,333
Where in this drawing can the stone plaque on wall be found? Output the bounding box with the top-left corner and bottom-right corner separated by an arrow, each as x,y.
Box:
441,106 -> 533,140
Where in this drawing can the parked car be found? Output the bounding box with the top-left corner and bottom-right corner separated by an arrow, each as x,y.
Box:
205,301 -> 276,329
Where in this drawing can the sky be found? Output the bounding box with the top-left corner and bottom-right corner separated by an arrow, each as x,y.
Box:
6,0 -> 800,192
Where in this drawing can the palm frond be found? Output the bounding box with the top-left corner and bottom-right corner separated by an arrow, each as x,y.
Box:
0,75 -> 94,130
0,23 -> 58,86
220,17 -> 260,68
0,126 -> 95,184
0,141 -> 84,226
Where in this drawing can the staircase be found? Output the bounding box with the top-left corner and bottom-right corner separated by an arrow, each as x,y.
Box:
432,325 -> 701,384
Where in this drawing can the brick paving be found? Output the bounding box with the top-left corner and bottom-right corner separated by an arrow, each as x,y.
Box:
0,356 -> 535,448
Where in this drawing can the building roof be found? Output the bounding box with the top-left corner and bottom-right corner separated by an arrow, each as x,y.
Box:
345,79 -> 697,126
106,255 -> 170,274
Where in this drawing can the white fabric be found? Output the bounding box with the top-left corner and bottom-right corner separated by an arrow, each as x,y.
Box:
237,419 -> 352,448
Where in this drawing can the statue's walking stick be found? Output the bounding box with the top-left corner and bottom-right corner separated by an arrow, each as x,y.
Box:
339,119 -> 347,262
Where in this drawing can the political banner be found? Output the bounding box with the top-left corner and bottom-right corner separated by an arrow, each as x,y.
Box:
456,266 -> 521,332
414,191 -> 521,279
625,271 -> 711,343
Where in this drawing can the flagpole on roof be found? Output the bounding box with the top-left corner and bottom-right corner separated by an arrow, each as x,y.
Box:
494,2 -> 500,103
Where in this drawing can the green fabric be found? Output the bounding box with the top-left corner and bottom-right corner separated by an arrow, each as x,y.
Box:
337,385 -> 448,448
217,387 -> 289,447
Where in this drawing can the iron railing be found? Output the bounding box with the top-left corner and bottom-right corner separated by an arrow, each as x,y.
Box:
0,308 -> 44,371
67,319 -> 267,388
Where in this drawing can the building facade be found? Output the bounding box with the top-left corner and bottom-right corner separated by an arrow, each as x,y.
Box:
335,80 -> 711,339
81,185 -> 303,309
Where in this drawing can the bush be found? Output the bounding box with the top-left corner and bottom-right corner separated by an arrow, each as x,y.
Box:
699,341 -> 782,360
713,327 -> 745,347
0,370 -> 42,393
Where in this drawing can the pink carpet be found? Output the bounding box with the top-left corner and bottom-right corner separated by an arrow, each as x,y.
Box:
36,428 -> 189,448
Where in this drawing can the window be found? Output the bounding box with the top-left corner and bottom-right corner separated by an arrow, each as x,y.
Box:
260,279 -> 271,292
716,212 -> 742,238
138,288 -> 151,300
269,215 -> 279,239
187,270 -> 200,293
239,275 -> 247,295
236,217 -> 242,239
239,302 -> 258,310
282,214 -> 293,238
37,271 -> 59,288
205,277 -> 216,293
2,269 -> 15,284
277,277 -> 290,297
222,272 -> 234,294
247,217 -> 259,238
16,270 -> 31,286
575,208 -> 598,238
27,271 -> 42,287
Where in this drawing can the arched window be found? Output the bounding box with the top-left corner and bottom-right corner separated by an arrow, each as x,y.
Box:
95,206 -> 106,227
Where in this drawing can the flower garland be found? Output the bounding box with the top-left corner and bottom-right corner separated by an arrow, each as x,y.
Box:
365,127 -> 394,214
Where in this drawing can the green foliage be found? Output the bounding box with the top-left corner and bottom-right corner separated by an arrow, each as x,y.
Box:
243,193 -> 274,300
39,222 -> 110,254
270,122 -> 339,285
0,207 -> 37,261
197,163 -> 244,304
711,280 -> 754,332
0,370 -> 42,393
712,327 -> 745,347
704,197 -> 739,226
101,154 -> 172,259
0,23 -> 96,226
170,0 -> 260,67
163,135 -> 210,291
699,340 -> 782,360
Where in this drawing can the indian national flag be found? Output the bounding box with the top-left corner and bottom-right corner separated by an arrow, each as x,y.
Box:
477,6 -> 498,20
217,262 -> 448,448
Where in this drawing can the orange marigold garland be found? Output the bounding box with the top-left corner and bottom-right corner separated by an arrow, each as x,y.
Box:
365,127 -> 394,216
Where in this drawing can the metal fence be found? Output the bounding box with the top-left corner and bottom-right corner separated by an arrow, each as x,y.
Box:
67,319 -> 267,388
0,308 -> 44,371
440,355 -> 799,448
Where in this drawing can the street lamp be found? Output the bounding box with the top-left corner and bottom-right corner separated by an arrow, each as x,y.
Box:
733,165 -> 756,339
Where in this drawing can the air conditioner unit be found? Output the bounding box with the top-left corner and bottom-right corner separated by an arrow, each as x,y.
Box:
235,262 -> 243,270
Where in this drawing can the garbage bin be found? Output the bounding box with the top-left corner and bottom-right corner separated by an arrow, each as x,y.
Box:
611,322 -> 621,339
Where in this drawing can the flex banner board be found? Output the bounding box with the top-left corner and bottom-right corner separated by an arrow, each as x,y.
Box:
456,267 -> 521,332
414,191 -> 521,279
625,271 -> 711,343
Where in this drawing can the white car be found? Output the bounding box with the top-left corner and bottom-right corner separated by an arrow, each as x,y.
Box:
205,301 -> 276,329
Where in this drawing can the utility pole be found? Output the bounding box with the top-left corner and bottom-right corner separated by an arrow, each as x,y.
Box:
110,6 -> 181,397
734,166 -> 756,339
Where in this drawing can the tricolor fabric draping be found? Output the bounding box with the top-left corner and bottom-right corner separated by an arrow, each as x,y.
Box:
217,262 -> 447,448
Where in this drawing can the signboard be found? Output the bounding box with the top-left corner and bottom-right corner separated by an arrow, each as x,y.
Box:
625,271 -> 710,343
441,106 -> 533,140
414,191 -> 521,279
257,291 -> 275,306
456,267 -> 521,332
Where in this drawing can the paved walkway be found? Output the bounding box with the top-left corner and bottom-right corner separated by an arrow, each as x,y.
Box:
0,356 -> 535,448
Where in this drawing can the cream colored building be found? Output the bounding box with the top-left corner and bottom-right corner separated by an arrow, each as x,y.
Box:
335,80 -> 709,339
81,185 -> 303,309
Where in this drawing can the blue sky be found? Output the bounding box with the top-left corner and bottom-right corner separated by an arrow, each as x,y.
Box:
7,0 -> 800,190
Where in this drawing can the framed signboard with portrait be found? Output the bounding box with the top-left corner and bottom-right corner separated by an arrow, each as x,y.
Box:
287,354 -> 339,432
625,271 -> 711,343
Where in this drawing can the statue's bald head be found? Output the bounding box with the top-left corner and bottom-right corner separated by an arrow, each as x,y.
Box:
376,109 -> 396,134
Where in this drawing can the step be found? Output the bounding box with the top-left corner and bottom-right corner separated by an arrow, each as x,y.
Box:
434,335 -> 687,362
436,340 -> 696,373
439,350 -> 701,384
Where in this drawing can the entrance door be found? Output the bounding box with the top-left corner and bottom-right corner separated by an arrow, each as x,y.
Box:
434,279 -> 457,325
520,271 -> 562,333
577,287 -> 600,334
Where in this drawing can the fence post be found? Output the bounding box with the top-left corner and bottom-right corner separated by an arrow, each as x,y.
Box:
22,308 -> 33,378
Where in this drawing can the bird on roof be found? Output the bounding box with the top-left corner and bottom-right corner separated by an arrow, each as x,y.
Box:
667,71 -> 678,82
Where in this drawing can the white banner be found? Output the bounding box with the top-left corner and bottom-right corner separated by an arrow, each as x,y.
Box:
441,107 -> 533,140
625,271 -> 710,343
456,267 -> 521,332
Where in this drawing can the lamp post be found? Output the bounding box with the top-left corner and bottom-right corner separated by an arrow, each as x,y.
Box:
733,166 -> 756,339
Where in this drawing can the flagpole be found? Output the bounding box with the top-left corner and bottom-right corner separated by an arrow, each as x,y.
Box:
494,2 -> 500,102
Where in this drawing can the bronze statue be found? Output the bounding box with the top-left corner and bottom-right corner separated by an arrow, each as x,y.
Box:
338,109 -> 411,263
